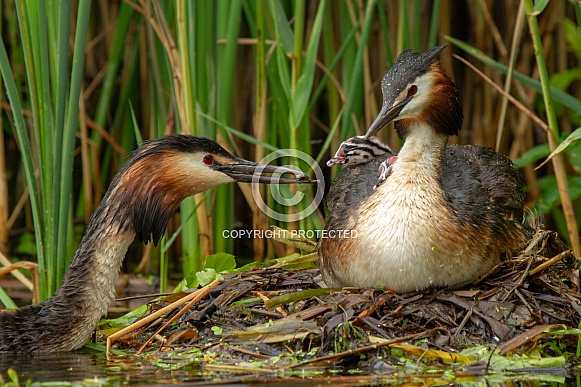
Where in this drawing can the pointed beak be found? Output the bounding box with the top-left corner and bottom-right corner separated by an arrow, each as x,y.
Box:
364,96 -> 411,140
215,159 -> 315,184
326,138 -> 352,167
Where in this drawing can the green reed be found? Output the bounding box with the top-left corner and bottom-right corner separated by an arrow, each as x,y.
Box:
0,0 -> 91,299
0,1 -> 579,303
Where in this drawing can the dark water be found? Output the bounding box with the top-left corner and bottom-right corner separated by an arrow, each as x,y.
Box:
0,349 -> 207,385
0,348 -> 579,386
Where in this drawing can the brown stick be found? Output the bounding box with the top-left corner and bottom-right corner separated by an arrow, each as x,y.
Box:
136,278 -> 220,354
528,250 -> 572,276
287,332 -> 424,369
452,55 -> 550,133
106,278 -> 221,355
0,260 -> 39,303
254,291 -> 288,317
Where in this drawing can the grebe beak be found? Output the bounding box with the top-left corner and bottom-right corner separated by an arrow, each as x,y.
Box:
214,159 -> 315,184
364,95 -> 411,140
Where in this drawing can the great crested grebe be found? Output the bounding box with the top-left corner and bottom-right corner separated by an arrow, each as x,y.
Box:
0,135 -> 311,352
319,45 -> 531,292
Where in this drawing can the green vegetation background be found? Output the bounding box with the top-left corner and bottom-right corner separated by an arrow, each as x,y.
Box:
0,0 -> 579,302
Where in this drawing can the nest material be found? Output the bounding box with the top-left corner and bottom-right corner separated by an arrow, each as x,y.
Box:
104,230 -> 579,371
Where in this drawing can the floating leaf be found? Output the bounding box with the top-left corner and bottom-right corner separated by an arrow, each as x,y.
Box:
369,337 -> 477,364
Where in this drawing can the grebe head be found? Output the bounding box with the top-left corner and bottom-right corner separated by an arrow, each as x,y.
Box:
364,44 -> 463,140
327,136 -> 393,167
106,135 -> 312,245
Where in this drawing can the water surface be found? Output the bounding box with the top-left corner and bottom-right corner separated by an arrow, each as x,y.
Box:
0,348 -> 578,386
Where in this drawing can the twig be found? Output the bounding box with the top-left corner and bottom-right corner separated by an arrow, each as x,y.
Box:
354,292 -> 392,323
500,256 -> 534,302
287,332 -> 424,369
452,54 -> 550,133
254,291 -> 288,317
0,260 -> 39,303
495,1 -> 526,151
106,279 -> 221,355
0,251 -> 34,291
115,291 -> 173,302
136,278 -> 221,354
453,306 -> 473,341
528,250 -> 572,276
229,346 -> 272,360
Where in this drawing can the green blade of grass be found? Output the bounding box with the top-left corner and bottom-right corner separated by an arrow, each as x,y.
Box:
56,0 -> 91,283
341,0 -> 376,138
49,0 -> 72,293
291,1 -> 325,128
428,0 -> 442,47
0,35 -> 44,296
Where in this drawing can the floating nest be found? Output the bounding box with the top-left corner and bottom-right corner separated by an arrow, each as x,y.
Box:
100,229 -> 580,376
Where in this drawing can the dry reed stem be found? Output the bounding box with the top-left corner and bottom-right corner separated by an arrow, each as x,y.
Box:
128,0 -> 185,125
528,250 -> 572,276
127,0 -> 214,258
253,28 -> 268,260
7,188 -> 29,230
79,91 -> 93,224
523,1 -> 581,258
546,143 -> 580,258
136,278 -> 220,354
0,259 -> 39,303
0,252 -> 34,291
453,55 -> 550,133
106,278 -> 221,355
254,290 -> 288,317
496,1 -> 526,151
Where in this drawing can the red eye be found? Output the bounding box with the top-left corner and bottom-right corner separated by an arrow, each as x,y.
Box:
203,154 -> 214,165
408,85 -> 418,95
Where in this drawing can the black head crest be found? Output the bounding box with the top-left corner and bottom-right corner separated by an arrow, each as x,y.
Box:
381,44 -> 448,104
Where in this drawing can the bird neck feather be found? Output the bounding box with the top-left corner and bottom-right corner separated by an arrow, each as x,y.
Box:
396,121 -> 447,168
100,150 -> 197,245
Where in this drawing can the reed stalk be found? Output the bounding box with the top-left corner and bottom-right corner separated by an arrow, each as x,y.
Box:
0,1 -> 579,303
523,0 -> 580,257
0,0 -> 90,299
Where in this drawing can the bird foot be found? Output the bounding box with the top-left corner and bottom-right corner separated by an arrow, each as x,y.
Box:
374,155 -> 398,189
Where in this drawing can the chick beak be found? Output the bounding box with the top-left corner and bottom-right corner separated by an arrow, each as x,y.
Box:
364,96 -> 411,140
215,159 -> 315,184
